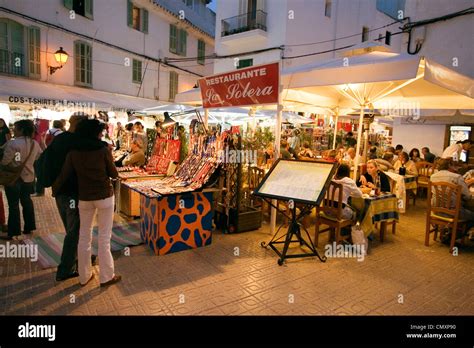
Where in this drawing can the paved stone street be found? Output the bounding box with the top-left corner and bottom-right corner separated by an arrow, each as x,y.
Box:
1,189 -> 473,316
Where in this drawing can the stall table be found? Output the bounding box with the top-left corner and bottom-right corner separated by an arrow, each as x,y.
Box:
117,171 -> 164,217
124,183 -> 216,255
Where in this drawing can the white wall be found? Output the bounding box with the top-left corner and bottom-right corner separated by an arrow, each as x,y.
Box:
214,0 -> 402,73
405,0 -> 473,78
392,122 -> 447,158
0,0 -> 215,101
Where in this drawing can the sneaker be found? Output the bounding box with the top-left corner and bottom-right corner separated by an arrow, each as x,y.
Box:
100,275 -> 122,288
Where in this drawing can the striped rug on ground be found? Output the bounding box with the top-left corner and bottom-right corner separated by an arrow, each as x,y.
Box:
23,221 -> 142,269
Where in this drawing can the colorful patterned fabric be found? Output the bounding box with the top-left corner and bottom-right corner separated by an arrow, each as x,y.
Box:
140,191 -> 213,255
349,194 -> 399,237
22,221 -> 142,269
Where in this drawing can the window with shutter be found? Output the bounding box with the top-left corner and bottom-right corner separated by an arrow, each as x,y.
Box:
197,39 -> 205,65
74,41 -> 92,87
65,0 -> 93,19
0,20 -> 26,76
178,29 -> 187,56
28,26 -> 40,78
169,24 -> 177,53
85,0 -> 93,19
361,26 -> 369,42
237,58 -> 253,69
132,59 -> 142,83
127,0 -> 133,27
169,71 -> 178,101
141,9 -> 148,33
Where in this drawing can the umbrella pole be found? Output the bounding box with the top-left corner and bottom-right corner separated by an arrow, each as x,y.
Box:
353,105 -> 365,180
332,110 -> 339,150
204,109 -> 209,128
270,103 -> 283,235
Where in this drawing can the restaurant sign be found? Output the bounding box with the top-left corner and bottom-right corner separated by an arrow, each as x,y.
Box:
198,62 -> 279,108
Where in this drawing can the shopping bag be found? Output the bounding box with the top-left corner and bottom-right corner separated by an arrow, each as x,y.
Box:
351,222 -> 368,256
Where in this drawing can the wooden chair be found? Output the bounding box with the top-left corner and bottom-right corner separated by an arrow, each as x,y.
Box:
416,161 -> 435,198
426,181 -> 467,253
315,181 -> 353,246
248,166 -> 264,208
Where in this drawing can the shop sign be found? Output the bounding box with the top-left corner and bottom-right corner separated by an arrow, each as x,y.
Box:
8,96 -> 95,109
198,62 -> 279,108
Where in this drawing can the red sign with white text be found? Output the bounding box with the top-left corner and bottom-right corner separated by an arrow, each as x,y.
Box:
198,62 -> 279,108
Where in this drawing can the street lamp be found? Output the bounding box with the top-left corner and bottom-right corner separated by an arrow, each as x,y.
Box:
49,47 -> 69,75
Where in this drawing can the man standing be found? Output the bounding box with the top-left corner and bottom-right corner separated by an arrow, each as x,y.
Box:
441,140 -> 471,162
39,114 -> 104,281
345,132 -> 357,147
421,147 -> 436,163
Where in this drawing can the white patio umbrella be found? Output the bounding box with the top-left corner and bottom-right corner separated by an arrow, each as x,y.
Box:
281,49 -> 474,179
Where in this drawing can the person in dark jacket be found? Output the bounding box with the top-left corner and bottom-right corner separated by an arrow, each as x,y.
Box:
42,114 -> 104,281
422,147 -> 436,163
53,119 -> 121,288
358,159 -> 391,193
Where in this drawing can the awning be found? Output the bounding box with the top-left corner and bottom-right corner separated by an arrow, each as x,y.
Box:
281,51 -> 474,110
0,75 -> 165,111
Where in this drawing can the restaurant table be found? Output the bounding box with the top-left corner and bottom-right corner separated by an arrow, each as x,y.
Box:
384,171 -> 417,213
349,193 -> 400,241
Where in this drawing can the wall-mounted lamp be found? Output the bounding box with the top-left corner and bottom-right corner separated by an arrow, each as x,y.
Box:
49,47 -> 69,75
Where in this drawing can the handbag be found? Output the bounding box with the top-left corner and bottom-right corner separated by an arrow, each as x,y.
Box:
0,140 -> 35,186
351,222 -> 368,256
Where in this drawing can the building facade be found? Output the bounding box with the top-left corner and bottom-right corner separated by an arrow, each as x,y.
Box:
0,0 -> 215,114
211,0 -> 473,157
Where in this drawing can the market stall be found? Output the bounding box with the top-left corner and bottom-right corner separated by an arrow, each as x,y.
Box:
122,130 -> 221,255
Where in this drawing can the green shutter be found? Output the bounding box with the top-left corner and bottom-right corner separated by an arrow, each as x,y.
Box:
74,41 -> 80,83
179,29 -> 187,56
10,21 -> 24,75
169,71 -> 178,101
64,0 -> 73,10
169,24 -> 177,53
197,40 -> 205,64
86,44 -> 92,85
132,59 -> 142,83
142,9 -> 148,33
85,0 -> 93,19
28,27 -> 40,78
127,0 -> 133,27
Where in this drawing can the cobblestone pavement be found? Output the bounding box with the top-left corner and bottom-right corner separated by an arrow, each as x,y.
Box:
0,189 -> 473,315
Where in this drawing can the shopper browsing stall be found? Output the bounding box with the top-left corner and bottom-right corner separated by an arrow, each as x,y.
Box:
37,114 -> 106,281
52,119 -> 121,288
133,121 -> 148,149
0,120 -> 42,240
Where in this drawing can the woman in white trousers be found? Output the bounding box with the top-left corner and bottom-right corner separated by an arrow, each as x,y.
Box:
53,119 -> 120,287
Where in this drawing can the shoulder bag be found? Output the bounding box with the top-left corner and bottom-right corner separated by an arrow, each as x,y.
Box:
0,140 -> 35,186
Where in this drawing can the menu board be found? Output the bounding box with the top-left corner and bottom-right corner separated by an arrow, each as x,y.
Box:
254,159 -> 336,205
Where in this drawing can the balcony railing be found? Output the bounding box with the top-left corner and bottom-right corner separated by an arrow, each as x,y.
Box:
221,10 -> 267,37
0,49 -> 25,76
